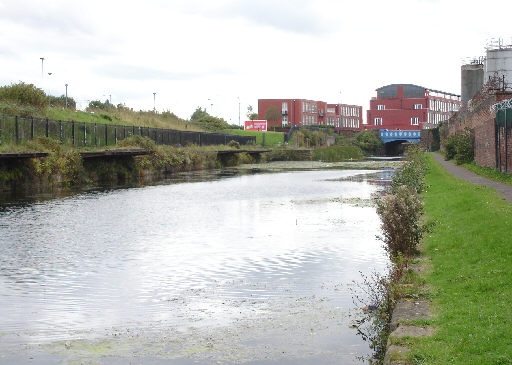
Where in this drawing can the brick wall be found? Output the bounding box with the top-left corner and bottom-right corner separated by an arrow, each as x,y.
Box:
474,121 -> 495,168
442,89 -> 512,169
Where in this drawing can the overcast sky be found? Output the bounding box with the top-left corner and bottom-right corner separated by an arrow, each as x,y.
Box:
1,0 -> 510,124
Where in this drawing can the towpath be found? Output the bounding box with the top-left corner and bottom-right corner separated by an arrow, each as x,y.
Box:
431,153 -> 512,202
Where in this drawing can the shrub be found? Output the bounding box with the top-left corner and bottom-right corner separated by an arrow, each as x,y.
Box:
116,135 -> 156,151
443,134 -> 457,160
391,145 -> 427,194
192,115 -> 230,132
228,140 -> 241,149
0,82 -> 47,109
376,185 -> 424,258
354,130 -> 384,155
443,129 -> 473,165
48,95 -> 76,110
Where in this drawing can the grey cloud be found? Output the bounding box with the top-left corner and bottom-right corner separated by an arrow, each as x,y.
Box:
0,0 -> 92,35
96,64 -> 233,81
183,0 -> 336,36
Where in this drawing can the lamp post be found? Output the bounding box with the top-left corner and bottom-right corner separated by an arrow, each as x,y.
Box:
40,57 -> 45,79
153,92 -> 156,112
237,96 -> 240,129
65,84 -> 68,109
47,72 -> 53,107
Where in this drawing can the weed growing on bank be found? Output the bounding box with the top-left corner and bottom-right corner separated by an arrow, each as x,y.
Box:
353,145 -> 428,363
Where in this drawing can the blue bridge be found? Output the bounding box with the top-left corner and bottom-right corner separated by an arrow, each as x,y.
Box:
379,130 -> 421,144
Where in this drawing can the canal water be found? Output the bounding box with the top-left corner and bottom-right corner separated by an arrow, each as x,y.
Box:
0,168 -> 390,364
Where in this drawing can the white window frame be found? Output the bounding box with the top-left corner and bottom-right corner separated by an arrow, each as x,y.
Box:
374,117 -> 382,126
413,104 -> 422,110
377,105 -> 385,110
411,117 -> 420,126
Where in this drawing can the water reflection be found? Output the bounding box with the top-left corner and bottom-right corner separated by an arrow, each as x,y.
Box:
0,169 -> 389,364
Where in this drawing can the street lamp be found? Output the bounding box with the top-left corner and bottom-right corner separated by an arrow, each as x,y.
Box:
153,92 -> 156,112
40,57 -> 45,78
237,96 -> 240,128
65,84 -> 68,109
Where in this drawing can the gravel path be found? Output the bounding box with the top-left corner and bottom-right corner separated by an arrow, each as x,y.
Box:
431,153 -> 512,202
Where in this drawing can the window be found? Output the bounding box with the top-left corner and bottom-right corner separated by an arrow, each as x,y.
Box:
377,105 -> 385,110
411,117 -> 419,126
374,117 -> 382,126
414,104 -> 422,109
282,114 -> 288,125
282,102 -> 288,114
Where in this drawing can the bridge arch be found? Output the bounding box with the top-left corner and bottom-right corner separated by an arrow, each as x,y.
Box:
379,130 -> 421,156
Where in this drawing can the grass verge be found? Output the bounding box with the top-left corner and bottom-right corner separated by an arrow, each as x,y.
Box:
461,162 -> 512,186
408,154 -> 512,364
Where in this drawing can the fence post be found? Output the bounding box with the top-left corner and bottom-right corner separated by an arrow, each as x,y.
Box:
31,117 -> 34,140
84,122 -> 87,146
0,116 -> 2,145
72,121 -> 75,145
114,126 -> 117,144
506,109 -> 508,173
132,125 -> 135,136
15,116 -> 19,144
45,118 -> 49,138
105,124 -> 108,146
94,123 -> 97,146
59,120 -> 63,142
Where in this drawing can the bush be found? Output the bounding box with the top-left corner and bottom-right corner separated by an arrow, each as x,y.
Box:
376,185 -> 424,258
48,95 -> 76,110
391,145 -> 427,194
354,130 -> 384,155
192,115 -> 230,132
0,82 -> 47,109
116,135 -> 156,151
228,140 -> 240,149
443,129 -> 473,165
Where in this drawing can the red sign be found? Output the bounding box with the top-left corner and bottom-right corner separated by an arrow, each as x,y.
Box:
244,120 -> 267,131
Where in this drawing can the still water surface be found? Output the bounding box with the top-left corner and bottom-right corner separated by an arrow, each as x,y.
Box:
0,168 -> 389,364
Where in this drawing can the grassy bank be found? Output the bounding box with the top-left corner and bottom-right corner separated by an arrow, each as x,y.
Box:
223,129 -> 284,146
408,154 -> 512,363
461,162 -> 512,186
0,101 -> 198,132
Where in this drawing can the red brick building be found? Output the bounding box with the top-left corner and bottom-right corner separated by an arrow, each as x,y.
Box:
365,84 -> 461,130
258,99 -> 363,131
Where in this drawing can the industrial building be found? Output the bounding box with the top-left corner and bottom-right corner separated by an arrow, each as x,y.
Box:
366,84 -> 461,130
461,40 -> 512,107
257,99 -> 363,131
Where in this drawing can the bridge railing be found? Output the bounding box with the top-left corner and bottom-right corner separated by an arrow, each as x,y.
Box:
0,115 -> 256,147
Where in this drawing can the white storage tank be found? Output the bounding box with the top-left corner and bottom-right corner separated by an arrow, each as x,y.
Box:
484,45 -> 512,87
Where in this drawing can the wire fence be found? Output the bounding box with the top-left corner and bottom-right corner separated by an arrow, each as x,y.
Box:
0,115 -> 255,147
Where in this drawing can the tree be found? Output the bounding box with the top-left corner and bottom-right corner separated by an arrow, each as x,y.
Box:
265,105 -> 281,125
246,105 -> 258,121
190,106 -> 209,121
